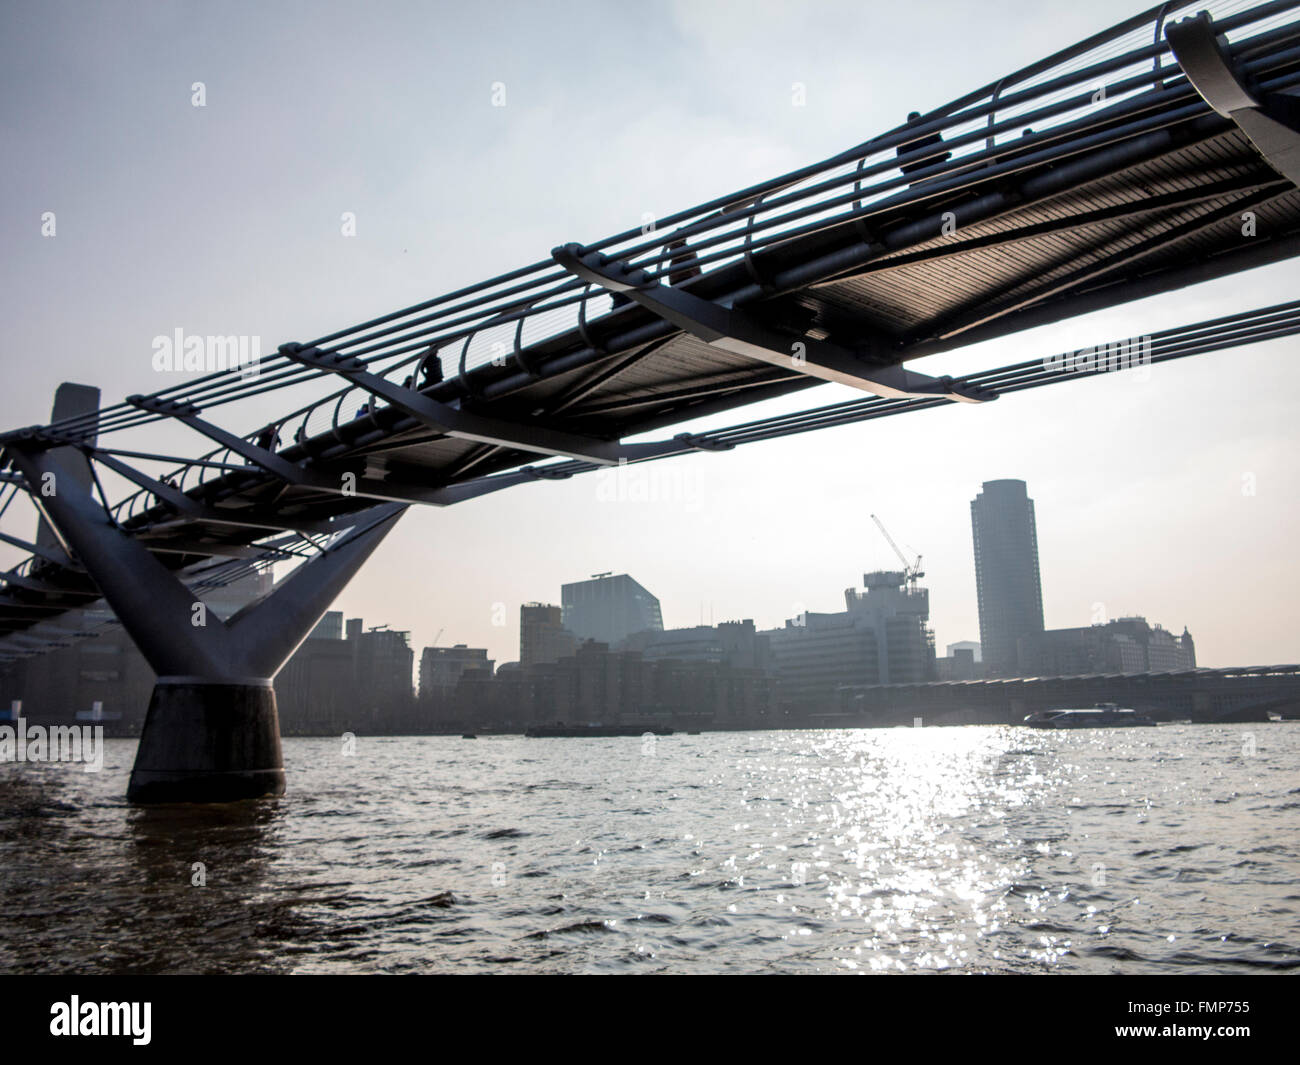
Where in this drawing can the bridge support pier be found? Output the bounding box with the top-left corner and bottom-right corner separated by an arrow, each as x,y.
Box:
4,438 -> 405,804
128,681 -> 284,803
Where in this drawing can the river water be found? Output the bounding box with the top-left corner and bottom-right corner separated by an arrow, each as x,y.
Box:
1,724 -> 1297,974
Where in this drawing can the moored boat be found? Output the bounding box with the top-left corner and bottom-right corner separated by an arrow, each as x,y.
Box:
1023,702 -> 1156,729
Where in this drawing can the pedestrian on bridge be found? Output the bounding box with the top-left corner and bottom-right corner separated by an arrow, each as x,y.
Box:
898,111 -> 951,180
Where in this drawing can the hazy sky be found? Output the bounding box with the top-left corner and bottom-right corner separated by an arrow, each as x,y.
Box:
2,0 -> 1297,672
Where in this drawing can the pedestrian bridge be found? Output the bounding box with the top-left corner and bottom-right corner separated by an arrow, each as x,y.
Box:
2,1 -> 1299,800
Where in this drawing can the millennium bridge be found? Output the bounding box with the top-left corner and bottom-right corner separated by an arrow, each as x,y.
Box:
2,1 -> 1299,800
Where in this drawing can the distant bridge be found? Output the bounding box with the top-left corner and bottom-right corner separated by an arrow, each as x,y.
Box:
839,664 -> 1300,724
2,1 -> 1299,800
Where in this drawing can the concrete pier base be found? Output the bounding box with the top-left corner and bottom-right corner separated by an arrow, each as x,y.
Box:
127,681 -> 285,804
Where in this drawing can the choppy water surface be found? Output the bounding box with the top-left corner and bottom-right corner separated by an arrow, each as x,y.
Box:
1,725 -> 1297,974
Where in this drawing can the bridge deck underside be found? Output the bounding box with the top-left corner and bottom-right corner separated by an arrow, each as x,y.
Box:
157,129 -> 1300,524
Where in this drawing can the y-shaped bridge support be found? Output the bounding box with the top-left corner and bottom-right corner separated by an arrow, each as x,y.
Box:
4,439 -> 404,803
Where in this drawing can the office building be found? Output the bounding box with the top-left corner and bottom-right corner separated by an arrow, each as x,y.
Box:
946,640 -> 981,662
351,624 -> 414,713
936,646 -> 980,680
971,479 -> 1045,676
277,635 -> 356,734
308,610 -> 344,641
618,619 -> 771,671
561,573 -> 663,646
763,570 -> 936,712
1017,617 -> 1196,676
420,644 -> 494,696
519,603 -> 577,667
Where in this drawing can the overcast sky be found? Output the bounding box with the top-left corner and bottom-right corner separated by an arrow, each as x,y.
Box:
2,0 -> 1296,672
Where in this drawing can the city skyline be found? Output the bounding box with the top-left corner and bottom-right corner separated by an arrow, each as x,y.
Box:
315,459 -> 1228,674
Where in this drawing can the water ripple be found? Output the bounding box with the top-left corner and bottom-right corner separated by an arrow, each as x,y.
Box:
1,726 -> 1297,973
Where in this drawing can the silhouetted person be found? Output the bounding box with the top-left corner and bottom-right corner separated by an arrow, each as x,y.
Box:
419,350 -> 444,387
897,111 -> 950,179
998,127 -> 1041,168
607,235 -> 697,306
666,235 -> 700,286
254,426 -> 279,452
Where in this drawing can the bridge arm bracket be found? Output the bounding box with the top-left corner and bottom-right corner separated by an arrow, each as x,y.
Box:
87,448 -> 351,537
123,395 -> 481,507
1166,12 -> 1300,186
278,344 -> 645,466
551,243 -> 996,403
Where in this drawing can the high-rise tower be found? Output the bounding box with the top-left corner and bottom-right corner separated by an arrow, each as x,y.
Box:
970,479 -> 1044,676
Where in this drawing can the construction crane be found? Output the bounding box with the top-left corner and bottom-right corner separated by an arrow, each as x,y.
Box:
432,628 -> 444,647
870,514 -> 924,591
